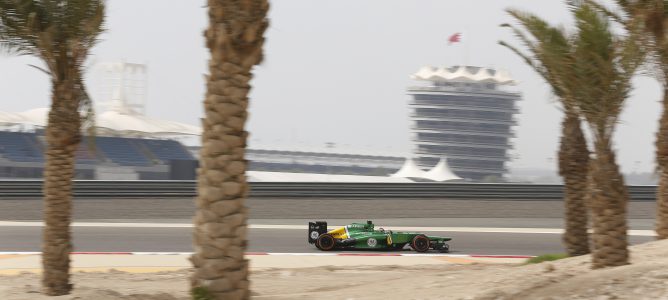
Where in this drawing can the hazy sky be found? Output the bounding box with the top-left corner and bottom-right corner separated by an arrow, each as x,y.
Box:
0,1 -> 662,173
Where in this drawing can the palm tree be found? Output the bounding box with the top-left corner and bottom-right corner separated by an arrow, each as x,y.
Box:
501,3 -> 642,268
586,0 -> 668,239
500,10 -> 591,256
0,0 -> 104,295
190,1 -> 268,299
569,3 -> 643,268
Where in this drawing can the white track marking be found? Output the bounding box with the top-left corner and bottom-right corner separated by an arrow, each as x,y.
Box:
0,251 -> 530,258
0,221 -> 655,236
0,221 -> 192,228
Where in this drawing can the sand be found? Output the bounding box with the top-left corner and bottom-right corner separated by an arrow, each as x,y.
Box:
1,240 -> 668,299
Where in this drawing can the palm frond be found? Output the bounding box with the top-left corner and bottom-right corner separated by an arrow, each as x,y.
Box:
503,3 -> 642,141
571,4 -> 641,137
586,0 -> 666,83
498,40 -> 544,78
1,0 -> 105,69
501,8 -> 577,112
1,0 -> 105,140
78,77 -> 96,151
579,0 -> 628,25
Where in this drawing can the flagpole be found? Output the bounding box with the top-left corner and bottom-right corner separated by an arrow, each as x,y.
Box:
463,29 -> 469,66
448,32 -> 463,66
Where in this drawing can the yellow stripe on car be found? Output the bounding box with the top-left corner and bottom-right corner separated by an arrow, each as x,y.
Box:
327,227 -> 349,239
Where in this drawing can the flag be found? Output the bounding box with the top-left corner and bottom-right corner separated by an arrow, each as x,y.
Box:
448,33 -> 461,45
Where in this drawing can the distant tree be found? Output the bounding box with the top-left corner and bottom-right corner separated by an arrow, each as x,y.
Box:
501,8 -> 591,256
0,0 -> 104,295
190,0 -> 269,299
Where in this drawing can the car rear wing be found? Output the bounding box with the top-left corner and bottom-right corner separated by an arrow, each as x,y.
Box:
308,221 -> 328,244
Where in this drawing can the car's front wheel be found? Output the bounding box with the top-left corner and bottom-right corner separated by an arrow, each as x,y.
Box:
316,233 -> 336,251
411,235 -> 430,253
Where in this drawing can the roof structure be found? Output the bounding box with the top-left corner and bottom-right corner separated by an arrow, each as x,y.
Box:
0,61 -> 200,137
95,109 -> 200,136
247,171 -> 414,183
0,111 -> 28,125
248,140 -> 408,158
15,108 -> 46,126
422,158 -> 462,182
411,65 -> 516,85
0,106 -> 200,136
391,158 -> 427,178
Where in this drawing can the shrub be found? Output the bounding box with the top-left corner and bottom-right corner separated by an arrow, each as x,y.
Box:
525,253 -> 568,264
191,287 -> 214,300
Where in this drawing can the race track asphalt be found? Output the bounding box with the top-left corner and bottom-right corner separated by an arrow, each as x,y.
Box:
0,198 -> 656,255
0,226 -> 654,255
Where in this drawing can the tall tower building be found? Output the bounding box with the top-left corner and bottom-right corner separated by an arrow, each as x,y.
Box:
407,66 -> 520,180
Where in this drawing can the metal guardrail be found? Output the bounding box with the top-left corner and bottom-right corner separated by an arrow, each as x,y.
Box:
0,180 -> 657,200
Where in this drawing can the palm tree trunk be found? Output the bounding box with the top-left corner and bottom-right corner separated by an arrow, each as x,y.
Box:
42,79 -> 82,296
655,87 -> 668,239
589,139 -> 629,268
558,113 -> 590,256
191,1 -> 268,299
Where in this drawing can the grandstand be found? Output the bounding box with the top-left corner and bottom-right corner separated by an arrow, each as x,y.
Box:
0,61 -> 415,182
0,131 -> 43,163
0,131 -> 195,179
245,148 -> 404,176
0,131 -> 408,180
0,62 -> 201,180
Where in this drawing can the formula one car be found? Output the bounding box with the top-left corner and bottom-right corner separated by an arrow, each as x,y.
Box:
308,220 -> 451,252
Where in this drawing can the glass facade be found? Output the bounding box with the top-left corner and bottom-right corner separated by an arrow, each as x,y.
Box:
414,120 -> 511,134
416,132 -> 508,146
414,108 -> 513,122
408,79 -> 520,181
413,94 -> 516,110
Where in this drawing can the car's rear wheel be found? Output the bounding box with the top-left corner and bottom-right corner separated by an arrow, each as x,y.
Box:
316,233 -> 336,251
411,235 -> 430,253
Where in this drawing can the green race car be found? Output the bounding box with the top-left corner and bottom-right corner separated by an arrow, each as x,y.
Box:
308,220 -> 451,253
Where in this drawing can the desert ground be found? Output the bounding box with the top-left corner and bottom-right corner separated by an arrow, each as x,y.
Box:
1,239 -> 667,300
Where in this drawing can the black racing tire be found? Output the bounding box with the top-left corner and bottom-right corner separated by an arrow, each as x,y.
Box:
316,233 -> 336,251
411,235 -> 430,253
